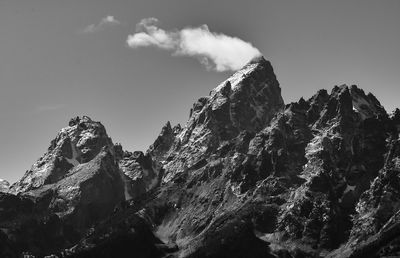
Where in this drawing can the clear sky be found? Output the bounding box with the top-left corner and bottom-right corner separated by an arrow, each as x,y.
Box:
1,0 -> 399,183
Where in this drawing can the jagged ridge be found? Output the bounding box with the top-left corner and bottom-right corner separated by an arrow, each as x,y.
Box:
1,57 -> 400,258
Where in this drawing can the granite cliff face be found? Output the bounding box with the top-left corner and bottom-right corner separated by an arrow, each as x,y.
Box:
1,57 -> 400,258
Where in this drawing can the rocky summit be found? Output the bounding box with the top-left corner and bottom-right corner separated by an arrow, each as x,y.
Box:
1,56 -> 400,258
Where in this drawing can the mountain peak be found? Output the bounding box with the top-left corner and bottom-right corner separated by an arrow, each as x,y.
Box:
247,54 -> 268,65
213,56 -> 275,94
10,116 -> 114,193
68,115 -> 94,127
189,57 -> 284,136
348,84 -> 387,120
162,58 -> 284,182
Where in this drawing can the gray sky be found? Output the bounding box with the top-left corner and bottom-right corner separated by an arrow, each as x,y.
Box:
1,0 -> 399,183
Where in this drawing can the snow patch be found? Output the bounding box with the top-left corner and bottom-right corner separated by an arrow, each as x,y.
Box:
66,141 -> 80,166
144,164 -> 160,191
305,134 -> 324,159
213,63 -> 258,93
58,185 -> 80,200
146,174 -> 159,191
249,97 -> 265,123
120,172 -> 133,200
77,131 -> 96,146
343,184 -> 356,194
352,93 -> 378,120
34,162 -> 52,179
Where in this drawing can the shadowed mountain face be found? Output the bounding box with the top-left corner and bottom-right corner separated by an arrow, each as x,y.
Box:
1,57 -> 400,257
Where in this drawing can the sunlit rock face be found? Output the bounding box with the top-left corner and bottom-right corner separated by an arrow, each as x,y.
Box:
0,179 -> 9,192
118,150 -> 162,200
10,116 -> 115,193
1,58 -> 400,258
161,56 -> 285,184
23,147 -> 125,229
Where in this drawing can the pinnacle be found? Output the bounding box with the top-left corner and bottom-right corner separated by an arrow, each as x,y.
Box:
247,54 -> 267,65
68,116 -> 94,127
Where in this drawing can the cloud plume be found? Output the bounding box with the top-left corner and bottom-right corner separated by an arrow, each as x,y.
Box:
127,18 -> 261,72
83,16 -> 120,33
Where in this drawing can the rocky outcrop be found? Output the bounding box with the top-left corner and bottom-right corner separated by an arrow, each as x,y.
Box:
147,121 -> 181,162
119,150 -> 162,200
24,147 -> 125,230
115,122 -> 181,202
0,179 -> 9,192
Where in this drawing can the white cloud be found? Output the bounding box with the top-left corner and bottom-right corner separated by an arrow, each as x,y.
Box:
83,16 -> 121,33
127,18 -> 261,72
127,18 -> 176,49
